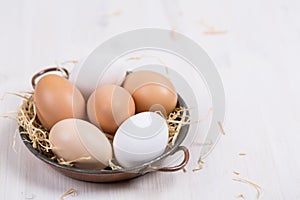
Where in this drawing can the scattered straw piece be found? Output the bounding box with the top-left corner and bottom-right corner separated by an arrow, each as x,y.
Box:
109,160 -> 123,170
102,9 -> 122,17
1,91 -> 33,101
192,167 -> 202,172
192,166 -> 203,172
199,19 -> 227,35
60,188 -> 77,200
127,55 -> 170,75
191,107 -> 213,124
218,121 -> 225,135
57,156 -> 91,167
239,153 -> 247,156
4,111 -> 18,115
236,194 -> 245,199
193,158 -> 205,172
54,60 -> 76,79
170,28 -> 177,40
59,60 -> 78,65
7,92 -> 30,100
204,30 -> 227,35
1,115 -> 17,121
111,10 -> 122,16
128,55 -> 167,66
127,56 -> 141,60
233,171 -> 240,175
233,177 -> 262,199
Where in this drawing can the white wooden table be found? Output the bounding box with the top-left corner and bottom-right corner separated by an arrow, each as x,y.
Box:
1,0 -> 300,199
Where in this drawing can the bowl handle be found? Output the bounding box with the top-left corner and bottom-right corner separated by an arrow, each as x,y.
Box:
31,67 -> 70,89
31,60 -> 78,88
145,146 -> 190,173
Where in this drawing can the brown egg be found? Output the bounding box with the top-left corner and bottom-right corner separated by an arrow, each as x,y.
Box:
34,74 -> 86,130
123,70 -> 177,116
49,119 -> 112,170
87,84 -> 135,135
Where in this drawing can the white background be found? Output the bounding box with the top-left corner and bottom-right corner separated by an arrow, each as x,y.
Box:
1,0 -> 300,199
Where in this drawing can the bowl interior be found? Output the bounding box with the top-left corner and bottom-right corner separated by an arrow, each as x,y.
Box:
19,94 -> 189,175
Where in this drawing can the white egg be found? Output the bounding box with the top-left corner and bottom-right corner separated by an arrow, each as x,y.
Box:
113,112 -> 169,168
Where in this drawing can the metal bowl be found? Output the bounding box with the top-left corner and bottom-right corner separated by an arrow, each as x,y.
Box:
19,95 -> 190,183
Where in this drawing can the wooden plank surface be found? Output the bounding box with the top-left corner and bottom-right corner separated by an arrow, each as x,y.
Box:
1,0 -> 299,199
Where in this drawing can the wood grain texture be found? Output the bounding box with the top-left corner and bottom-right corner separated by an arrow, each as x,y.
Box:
1,0 -> 300,199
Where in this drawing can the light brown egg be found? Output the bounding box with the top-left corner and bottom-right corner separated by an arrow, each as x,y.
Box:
34,74 -> 85,130
122,70 -> 177,116
87,84 -> 135,135
49,119 -> 112,170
